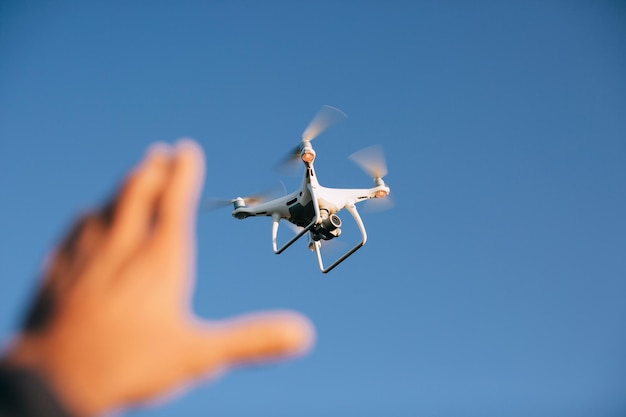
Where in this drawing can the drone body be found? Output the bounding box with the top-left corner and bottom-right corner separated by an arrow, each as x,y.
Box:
215,105 -> 391,273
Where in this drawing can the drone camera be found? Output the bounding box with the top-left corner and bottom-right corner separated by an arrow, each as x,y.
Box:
313,209 -> 342,240
322,213 -> 342,230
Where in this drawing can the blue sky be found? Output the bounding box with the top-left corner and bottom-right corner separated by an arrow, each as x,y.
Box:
1,1 -> 625,416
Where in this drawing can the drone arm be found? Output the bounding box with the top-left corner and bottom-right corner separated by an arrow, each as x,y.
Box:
314,203 -> 368,273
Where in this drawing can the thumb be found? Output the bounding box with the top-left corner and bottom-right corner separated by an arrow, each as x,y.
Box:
188,311 -> 315,376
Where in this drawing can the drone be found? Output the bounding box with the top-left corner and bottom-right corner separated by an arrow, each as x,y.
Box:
208,105 -> 391,273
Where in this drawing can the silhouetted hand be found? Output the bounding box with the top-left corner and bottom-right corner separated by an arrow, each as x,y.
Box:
3,140 -> 314,417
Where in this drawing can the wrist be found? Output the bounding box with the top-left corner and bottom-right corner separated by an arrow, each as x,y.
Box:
3,334 -> 105,417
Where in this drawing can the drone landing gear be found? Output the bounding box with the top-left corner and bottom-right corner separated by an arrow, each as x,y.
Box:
313,204 -> 367,273
271,204 -> 367,274
271,215 -> 315,255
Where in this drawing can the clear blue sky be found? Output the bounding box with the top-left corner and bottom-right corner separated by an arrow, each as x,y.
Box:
1,1 -> 625,416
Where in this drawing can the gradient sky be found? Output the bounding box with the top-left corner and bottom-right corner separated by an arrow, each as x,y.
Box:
1,2 -> 626,416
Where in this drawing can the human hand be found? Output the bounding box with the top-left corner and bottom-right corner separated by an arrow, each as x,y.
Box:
3,140 -> 314,416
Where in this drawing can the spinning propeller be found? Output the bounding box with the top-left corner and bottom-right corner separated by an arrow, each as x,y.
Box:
349,144 -> 388,180
277,105 -> 347,172
302,104 -> 348,142
349,144 -> 394,211
202,183 -> 286,210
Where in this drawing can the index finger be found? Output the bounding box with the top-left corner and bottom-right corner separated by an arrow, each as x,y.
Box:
155,139 -> 205,243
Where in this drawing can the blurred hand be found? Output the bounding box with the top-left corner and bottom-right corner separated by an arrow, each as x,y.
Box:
4,140 -> 314,417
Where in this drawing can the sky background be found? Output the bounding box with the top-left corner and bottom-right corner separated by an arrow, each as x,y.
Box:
1,1 -> 626,416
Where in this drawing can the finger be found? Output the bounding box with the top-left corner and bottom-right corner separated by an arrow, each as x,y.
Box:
48,212 -> 105,289
23,211 -> 105,332
61,212 -> 107,282
154,139 -> 205,242
187,312 -> 315,377
105,143 -> 172,260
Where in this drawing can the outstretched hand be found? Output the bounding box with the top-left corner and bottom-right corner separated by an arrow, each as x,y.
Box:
4,140 -> 314,416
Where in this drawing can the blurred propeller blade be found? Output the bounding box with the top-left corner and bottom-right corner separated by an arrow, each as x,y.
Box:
275,105 -> 347,174
349,144 -> 388,178
274,144 -> 303,174
243,182 -> 287,206
301,105 -> 347,142
318,235 -> 346,253
202,182 -> 286,211
201,198 -> 236,210
285,221 -> 305,235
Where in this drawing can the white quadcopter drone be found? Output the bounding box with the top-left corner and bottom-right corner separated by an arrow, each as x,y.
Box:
209,105 -> 391,273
